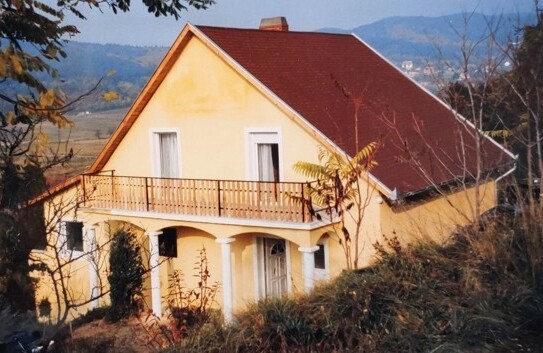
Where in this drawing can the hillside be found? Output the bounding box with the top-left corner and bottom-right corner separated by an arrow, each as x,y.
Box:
45,42 -> 168,112
16,12 -> 533,114
321,12 -> 535,65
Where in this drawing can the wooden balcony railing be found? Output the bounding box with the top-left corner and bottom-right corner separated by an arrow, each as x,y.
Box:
81,174 -> 312,223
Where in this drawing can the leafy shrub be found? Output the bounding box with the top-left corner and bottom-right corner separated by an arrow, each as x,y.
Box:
107,229 -> 144,322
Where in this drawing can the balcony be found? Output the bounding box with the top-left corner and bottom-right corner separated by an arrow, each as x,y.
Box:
82,174 -> 313,223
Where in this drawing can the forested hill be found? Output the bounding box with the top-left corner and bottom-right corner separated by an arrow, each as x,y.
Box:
35,12 -> 535,112
45,42 -> 168,112
320,12 -> 535,65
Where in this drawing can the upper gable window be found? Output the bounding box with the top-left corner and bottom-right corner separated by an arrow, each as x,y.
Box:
246,129 -> 282,182
257,143 -> 279,182
158,133 -> 179,178
152,130 -> 180,179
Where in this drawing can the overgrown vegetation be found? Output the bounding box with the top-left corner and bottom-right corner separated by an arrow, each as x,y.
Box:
140,247 -> 221,350
107,229 -> 145,322
162,214 -> 543,353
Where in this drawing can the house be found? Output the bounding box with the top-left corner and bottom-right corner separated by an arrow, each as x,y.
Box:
32,17 -> 515,322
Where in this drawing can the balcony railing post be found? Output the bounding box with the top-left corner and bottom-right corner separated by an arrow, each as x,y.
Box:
301,183 -> 305,223
217,180 -> 222,217
145,177 -> 150,212
82,174 -> 87,207
110,175 -> 115,208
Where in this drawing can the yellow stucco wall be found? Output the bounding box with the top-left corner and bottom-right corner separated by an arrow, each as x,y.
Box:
103,36 -> 323,182
380,181 -> 497,244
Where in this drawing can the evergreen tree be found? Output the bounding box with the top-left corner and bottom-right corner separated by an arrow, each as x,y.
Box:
107,229 -> 144,322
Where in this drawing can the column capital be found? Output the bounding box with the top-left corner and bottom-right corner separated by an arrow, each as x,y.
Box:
298,246 -> 319,253
216,237 -> 236,244
146,231 -> 163,237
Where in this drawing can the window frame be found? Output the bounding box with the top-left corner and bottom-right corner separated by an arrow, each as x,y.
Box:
150,128 -> 182,179
244,128 -> 283,182
58,220 -> 85,258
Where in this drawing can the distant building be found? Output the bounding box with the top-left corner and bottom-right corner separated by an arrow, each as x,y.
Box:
401,60 -> 414,71
423,64 -> 436,76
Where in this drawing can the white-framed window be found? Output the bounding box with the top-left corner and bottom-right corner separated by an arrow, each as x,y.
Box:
314,243 -> 326,270
245,128 -> 282,182
314,238 -> 329,282
151,128 -> 181,178
58,220 -> 84,258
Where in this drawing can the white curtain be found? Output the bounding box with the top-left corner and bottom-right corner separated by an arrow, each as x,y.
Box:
258,144 -> 275,182
159,133 -> 179,178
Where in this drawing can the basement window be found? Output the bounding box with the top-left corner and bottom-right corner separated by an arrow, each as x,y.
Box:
159,228 -> 177,257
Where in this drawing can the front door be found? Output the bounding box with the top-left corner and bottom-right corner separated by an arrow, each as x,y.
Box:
264,238 -> 287,297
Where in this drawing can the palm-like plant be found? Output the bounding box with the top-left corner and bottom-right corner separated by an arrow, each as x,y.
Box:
293,142 -> 378,269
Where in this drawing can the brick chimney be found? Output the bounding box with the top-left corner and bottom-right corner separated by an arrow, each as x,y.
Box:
259,17 -> 289,31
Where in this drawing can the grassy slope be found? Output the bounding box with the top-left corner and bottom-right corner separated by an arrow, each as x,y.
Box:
169,221 -> 543,353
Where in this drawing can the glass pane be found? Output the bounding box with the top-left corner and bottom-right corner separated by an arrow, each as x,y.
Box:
66,221 -> 83,252
314,244 -> 325,269
158,228 -> 177,257
159,133 -> 179,178
258,143 -> 279,182
270,241 -> 285,255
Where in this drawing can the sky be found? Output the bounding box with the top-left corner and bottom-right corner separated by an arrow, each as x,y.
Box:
66,0 -> 537,46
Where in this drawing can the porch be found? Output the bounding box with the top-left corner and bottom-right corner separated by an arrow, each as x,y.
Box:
81,174 -> 313,223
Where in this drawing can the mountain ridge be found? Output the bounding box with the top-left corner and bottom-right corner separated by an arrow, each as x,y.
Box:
30,12 -> 537,112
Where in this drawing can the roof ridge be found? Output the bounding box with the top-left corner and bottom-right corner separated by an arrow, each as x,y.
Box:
194,24 -> 352,37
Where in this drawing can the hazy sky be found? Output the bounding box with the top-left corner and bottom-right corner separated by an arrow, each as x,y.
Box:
67,0 -> 537,46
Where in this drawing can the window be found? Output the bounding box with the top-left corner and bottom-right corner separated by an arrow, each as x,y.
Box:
152,129 -> 180,178
65,221 -> 83,252
314,243 -> 325,270
258,143 -> 279,182
158,132 -> 179,178
158,228 -> 177,257
246,129 -> 282,182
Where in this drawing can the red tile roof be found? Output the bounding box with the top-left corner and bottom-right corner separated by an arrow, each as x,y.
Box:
198,26 -> 514,196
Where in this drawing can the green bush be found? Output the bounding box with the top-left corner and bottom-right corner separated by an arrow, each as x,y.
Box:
107,229 -> 144,322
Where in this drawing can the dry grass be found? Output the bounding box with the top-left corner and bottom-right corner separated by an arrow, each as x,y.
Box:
43,108 -> 126,183
164,213 -> 543,353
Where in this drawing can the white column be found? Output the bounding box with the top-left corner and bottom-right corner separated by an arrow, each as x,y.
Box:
216,237 -> 235,323
298,246 -> 320,293
86,227 -> 100,310
147,231 -> 162,318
